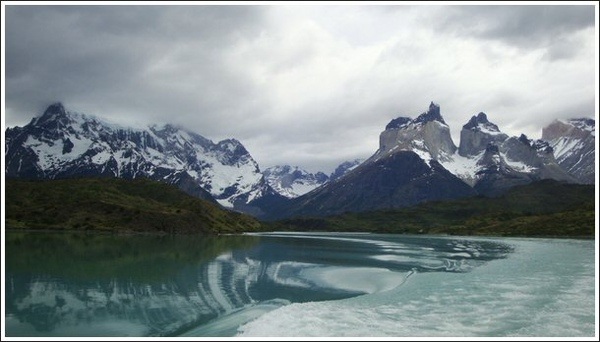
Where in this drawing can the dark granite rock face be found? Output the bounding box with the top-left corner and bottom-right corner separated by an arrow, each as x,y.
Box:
413,102 -> 446,126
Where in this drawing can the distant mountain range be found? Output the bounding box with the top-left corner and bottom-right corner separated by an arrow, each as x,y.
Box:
5,102 -> 595,219
262,159 -> 363,199
262,165 -> 329,199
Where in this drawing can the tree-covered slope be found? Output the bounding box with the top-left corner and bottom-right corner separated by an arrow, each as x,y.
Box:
267,180 -> 595,238
5,178 -> 263,234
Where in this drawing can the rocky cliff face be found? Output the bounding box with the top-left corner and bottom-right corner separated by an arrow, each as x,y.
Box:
458,112 -> 509,157
542,118 -> 595,184
377,102 -> 456,163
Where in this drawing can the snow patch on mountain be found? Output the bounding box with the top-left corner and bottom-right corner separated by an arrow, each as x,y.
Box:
552,137 -> 582,161
439,152 -> 483,186
409,139 -> 433,166
501,152 -> 537,173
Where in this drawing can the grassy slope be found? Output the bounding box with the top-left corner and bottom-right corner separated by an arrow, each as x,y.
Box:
5,178 -> 262,234
267,180 -> 596,238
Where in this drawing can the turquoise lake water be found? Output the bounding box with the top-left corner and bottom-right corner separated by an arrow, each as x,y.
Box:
4,231 -> 596,337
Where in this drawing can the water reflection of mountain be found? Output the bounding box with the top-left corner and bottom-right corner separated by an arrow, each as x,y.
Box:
5,232 -> 513,337
6,233 -> 265,336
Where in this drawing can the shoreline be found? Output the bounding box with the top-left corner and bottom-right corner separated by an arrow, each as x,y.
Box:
4,227 -> 595,240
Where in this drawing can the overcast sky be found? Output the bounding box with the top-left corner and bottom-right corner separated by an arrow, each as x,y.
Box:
3,4 -> 597,173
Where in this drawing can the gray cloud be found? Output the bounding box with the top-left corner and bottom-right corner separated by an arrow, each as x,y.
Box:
437,6 -> 594,44
3,4 -> 596,173
435,5 -> 594,61
5,5 -> 268,127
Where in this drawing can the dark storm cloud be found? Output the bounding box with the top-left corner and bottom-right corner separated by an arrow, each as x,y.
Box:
4,5 -> 267,126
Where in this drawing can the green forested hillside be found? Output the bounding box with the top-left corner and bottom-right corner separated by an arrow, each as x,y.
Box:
267,180 -> 596,238
5,178 -> 262,234
5,178 -> 595,238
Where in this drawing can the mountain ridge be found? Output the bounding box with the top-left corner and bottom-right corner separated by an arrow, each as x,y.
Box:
440,111 -> 578,194
5,102 -> 279,214
5,102 -> 594,220
262,160 -> 365,199
261,102 -> 593,219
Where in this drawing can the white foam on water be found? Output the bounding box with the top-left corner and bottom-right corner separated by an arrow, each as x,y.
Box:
300,267 -> 410,295
237,238 -> 595,337
180,299 -> 291,337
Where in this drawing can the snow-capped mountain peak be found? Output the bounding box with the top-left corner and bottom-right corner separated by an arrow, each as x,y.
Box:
463,112 -> 502,135
5,103 -> 276,212
33,102 -> 68,125
262,165 -> 328,198
263,159 -> 368,199
384,102 -> 447,131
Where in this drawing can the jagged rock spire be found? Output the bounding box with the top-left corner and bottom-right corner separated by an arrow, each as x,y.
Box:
414,101 -> 446,125
385,102 -> 446,130
463,112 -> 499,132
